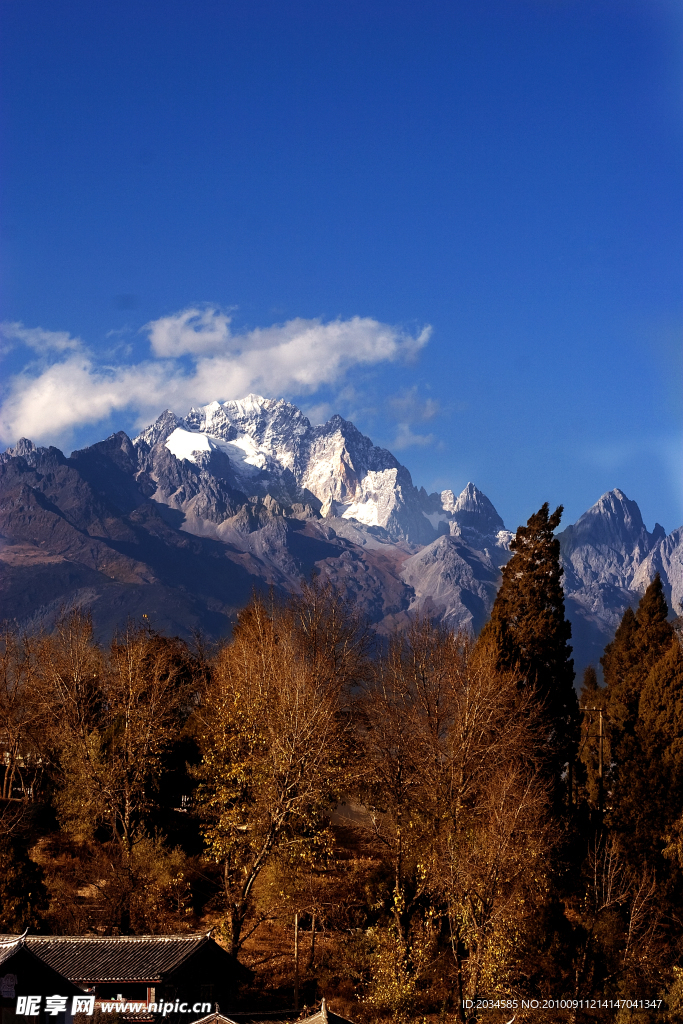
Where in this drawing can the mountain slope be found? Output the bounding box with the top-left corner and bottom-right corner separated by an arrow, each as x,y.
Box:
139,395 -> 437,544
558,489 -> 671,669
1,396 -> 680,675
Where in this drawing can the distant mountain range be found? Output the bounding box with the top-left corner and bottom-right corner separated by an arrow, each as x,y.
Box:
1,394 -> 681,676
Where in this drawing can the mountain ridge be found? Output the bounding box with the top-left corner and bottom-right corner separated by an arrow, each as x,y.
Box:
1,395 -> 681,675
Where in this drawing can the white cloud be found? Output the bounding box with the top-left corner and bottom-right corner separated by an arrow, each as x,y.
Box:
0,321 -> 83,355
0,309 -> 431,445
145,307 -> 234,357
391,423 -> 436,450
384,386 -> 440,449
387,386 -> 440,422
0,356 -> 170,443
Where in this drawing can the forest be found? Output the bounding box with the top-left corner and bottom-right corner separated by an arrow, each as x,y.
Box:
2,502 -> 683,1024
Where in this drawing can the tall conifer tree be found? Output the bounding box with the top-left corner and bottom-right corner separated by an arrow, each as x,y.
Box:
603,575 -> 673,734
600,607 -> 638,730
645,643 -> 683,871
603,575 -> 678,873
480,502 -> 578,796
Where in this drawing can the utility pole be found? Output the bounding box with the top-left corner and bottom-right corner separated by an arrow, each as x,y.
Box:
580,705 -> 604,818
309,912 -> 316,969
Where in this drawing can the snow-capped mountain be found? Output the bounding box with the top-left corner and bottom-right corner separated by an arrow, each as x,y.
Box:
1,395 -> 681,676
136,394 -> 436,543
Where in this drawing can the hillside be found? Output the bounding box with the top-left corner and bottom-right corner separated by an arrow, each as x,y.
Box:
1,395 -> 680,671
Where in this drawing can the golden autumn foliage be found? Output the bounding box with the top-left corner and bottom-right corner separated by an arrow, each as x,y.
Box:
194,582 -> 370,956
3,568 -> 683,1021
356,622 -> 552,1021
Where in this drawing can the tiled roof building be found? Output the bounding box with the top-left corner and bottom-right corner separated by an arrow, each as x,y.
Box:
0,934 -> 83,1021
0,932 -> 248,1007
0,935 -> 354,1024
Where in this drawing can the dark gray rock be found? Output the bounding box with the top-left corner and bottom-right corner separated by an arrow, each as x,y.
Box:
1,399 -> 681,684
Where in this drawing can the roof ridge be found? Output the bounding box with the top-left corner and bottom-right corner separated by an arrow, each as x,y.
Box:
11,931 -> 233,986
25,932 -> 208,942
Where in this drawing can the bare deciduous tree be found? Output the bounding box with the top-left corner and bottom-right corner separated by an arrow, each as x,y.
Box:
195,583 -> 369,958
35,611 -> 193,931
356,622 -> 551,1022
0,628 -> 47,824
566,836 -> 667,1020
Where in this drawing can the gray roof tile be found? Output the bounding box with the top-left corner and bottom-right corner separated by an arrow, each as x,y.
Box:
0,932 -> 213,984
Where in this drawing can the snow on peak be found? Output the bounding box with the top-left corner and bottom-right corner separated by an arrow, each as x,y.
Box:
440,489 -> 457,513
138,395 -> 438,542
165,427 -> 215,461
134,409 -> 184,448
184,395 -> 312,457
454,482 -> 495,513
439,482 -> 505,535
164,426 -> 266,476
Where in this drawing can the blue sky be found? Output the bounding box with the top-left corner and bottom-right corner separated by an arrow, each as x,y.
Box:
1,0 -> 681,534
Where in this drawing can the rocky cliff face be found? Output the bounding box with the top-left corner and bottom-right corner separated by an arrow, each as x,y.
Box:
139,395 -> 437,544
557,489 -> 679,670
559,489 -> 665,590
633,526 -> 683,616
1,395 -> 680,676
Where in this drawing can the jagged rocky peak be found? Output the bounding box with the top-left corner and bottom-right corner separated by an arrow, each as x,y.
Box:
303,416 -> 433,542
313,412 -> 397,461
558,488 -> 664,589
71,430 -> 140,475
446,482 -> 506,536
134,409 -> 185,448
303,414 -> 401,507
3,401 -> 682,679
434,483 -> 508,545
0,436 -> 64,469
129,394 -> 438,543
7,437 -> 37,458
651,522 -> 667,545
561,488 -> 661,555
632,526 -> 683,615
187,395 -> 311,457
310,413 -> 401,480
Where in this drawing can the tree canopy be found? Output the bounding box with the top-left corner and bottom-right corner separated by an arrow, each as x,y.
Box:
479,502 -> 579,797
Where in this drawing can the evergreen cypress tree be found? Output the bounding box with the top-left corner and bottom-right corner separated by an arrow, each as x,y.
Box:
603,575 -> 673,734
600,607 -> 638,721
639,640 -> 683,744
653,645 -> 683,870
604,575 -> 678,874
480,502 -> 578,795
